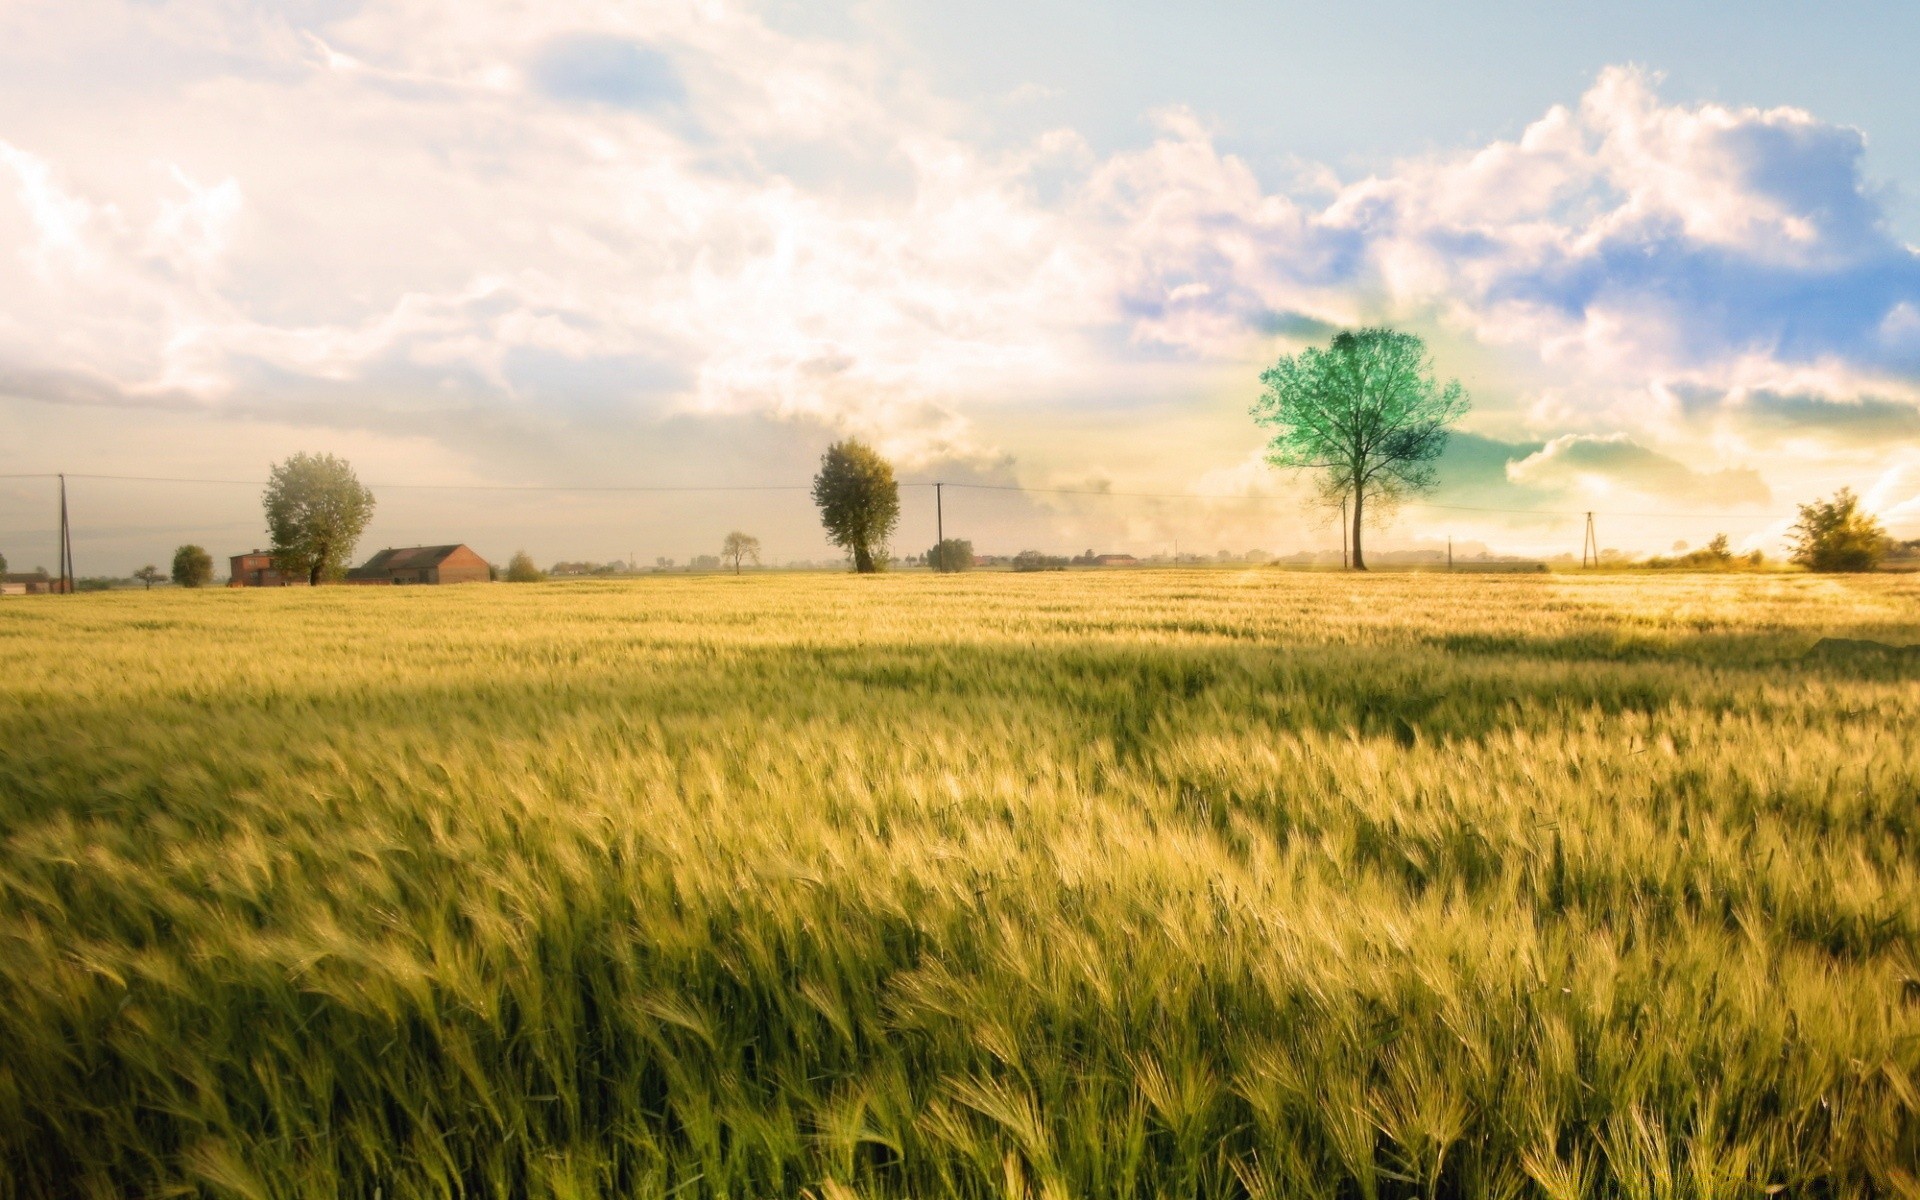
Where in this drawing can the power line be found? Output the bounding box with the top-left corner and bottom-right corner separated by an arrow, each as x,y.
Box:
932,482 -> 1794,520
4,470 -> 1800,520
45,473 -> 812,492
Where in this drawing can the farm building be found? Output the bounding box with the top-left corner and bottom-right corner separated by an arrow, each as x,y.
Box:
347,544 -> 491,585
229,551 -> 308,587
1,570 -> 56,595
1094,554 -> 1140,566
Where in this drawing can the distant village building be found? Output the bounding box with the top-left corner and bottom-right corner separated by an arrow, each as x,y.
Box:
1,570 -> 56,595
346,544 -> 491,585
229,551 -> 309,587
1094,554 -> 1140,566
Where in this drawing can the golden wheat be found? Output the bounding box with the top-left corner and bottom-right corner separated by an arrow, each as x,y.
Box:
1,570 -> 1916,1198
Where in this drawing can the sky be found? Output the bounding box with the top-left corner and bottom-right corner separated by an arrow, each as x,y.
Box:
3,0 -> 1919,572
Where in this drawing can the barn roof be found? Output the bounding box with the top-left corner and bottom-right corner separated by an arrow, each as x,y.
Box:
349,545 -> 471,575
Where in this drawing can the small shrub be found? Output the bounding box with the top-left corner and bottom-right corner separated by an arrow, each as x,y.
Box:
505,551 -> 546,583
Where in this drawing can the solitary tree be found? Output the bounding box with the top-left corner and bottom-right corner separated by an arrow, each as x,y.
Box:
263,453 -> 376,585
812,439 -> 899,573
1790,489 -> 1888,572
133,565 -> 161,590
1252,328 -> 1468,570
0,550 -> 7,573
171,544 -> 214,588
505,551 -> 546,582
721,531 -> 762,575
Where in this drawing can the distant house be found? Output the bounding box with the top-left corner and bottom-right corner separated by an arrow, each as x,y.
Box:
1094,554 -> 1140,566
0,570 -> 55,595
229,550 -> 309,588
346,544 -> 491,585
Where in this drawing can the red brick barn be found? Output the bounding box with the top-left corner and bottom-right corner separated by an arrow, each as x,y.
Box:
229,551 -> 309,587
346,545 -> 491,585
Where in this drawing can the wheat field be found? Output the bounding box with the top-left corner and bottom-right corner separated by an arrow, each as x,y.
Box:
2,570 -> 1917,1199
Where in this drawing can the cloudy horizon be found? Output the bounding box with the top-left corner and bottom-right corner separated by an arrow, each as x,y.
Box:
4,0 -> 1919,573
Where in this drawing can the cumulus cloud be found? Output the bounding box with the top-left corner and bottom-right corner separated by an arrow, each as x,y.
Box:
1506,433 -> 1771,506
1668,383 -> 1920,444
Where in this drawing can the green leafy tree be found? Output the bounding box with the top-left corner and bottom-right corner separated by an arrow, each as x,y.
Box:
928,538 -> 974,572
171,544 -> 214,588
133,565 -> 161,590
505,551 -> 546,583
263,453 -> 376,585
1253,328 -> 1469,570
0,549 -> 7,573
1790,489 -> 1889,572
812,439 -> 899,573
721,531 -> 762,575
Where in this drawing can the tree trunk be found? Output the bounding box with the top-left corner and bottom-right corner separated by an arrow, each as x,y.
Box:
853,544 -> 874,573
1351,488 -> 1367,571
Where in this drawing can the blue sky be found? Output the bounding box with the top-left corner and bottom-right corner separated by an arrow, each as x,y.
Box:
804,0 -> 1920,238
1,0 -> 1918,571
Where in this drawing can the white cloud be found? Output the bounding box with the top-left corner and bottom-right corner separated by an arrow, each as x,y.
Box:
1505,433 -> 1771,507
0,139 -> 106,274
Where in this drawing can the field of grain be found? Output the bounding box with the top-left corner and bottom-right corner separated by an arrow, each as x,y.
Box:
2,571 -> 1917,1199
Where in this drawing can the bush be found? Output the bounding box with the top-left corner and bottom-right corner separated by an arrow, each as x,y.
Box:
505,551 -> 546,583
170,545 -> 214,588
1790,489 -> 1889,572
928,538 -> 974,572
1647,533 -> 1748,570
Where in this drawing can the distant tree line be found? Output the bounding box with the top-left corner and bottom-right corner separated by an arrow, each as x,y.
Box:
1011,550 -> 1069,572
1644,534 -> 1765,570
70,365 -> 1914,590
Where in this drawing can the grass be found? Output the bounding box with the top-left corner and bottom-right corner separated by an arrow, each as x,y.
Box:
1,570 -> 1917,1199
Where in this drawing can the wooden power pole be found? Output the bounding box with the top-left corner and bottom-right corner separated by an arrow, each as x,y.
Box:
1581,512 -> 1598,568
57,473 -> 74,594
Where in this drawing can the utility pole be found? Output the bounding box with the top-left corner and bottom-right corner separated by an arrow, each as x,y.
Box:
1447,535 -> 1453,570
57,473 -> 73,594
1581,512 -> 1598,568
935,482 -> 943,570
